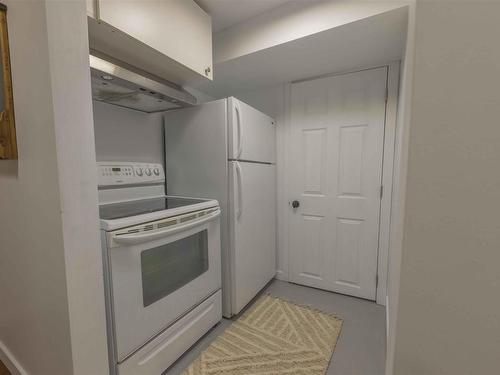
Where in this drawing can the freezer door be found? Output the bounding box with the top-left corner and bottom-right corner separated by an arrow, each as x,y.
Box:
229,161 -> 276,315
228,97 -> 276,163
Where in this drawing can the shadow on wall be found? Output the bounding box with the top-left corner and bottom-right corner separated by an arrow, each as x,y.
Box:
0,160 -> 17,178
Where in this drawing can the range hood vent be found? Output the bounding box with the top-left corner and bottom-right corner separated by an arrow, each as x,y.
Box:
90,54 -> 197,113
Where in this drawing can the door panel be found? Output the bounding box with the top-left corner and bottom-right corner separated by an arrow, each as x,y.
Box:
336,218 -> 363,288
303,128 -> 326,195
338,125 -> 366,196
289,67 -> 387,300
299,215 -> 326,284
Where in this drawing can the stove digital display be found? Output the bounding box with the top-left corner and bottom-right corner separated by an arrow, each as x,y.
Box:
112,167 -> 121,172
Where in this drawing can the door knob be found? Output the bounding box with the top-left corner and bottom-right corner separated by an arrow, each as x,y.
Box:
292,200 -> 300,208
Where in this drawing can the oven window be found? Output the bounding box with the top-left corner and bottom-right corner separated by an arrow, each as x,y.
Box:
141,230 -> 208,307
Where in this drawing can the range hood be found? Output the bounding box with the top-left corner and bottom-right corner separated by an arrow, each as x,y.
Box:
90,54 -> 197,113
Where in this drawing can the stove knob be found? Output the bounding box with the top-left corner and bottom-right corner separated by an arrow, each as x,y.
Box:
136,168 -> 143,176
145,168 -> 152,176
153,168 -> 160,176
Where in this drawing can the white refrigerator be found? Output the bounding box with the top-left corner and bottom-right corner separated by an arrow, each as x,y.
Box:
164,97 -> 276,317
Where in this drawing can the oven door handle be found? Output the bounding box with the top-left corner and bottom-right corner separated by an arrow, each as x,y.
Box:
112,209 -> 221,246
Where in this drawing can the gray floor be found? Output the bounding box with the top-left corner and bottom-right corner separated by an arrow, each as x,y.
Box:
166,280 -> 386,375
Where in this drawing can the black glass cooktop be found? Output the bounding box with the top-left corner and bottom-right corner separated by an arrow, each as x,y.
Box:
99,196 -> 208,220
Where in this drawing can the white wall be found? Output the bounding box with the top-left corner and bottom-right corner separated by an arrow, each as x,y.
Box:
0,1 -> 108,374
186,86 -> 216,104
214,0 -> 409,63
391,1 -> 500,374
0,2 -> 72,372
92,89 -> 214,165
93,101 -> 164,164
385,2 -> 415,374
45,2 -> 109,374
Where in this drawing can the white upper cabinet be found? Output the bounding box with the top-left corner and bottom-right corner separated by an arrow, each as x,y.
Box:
87,0 -> 212,85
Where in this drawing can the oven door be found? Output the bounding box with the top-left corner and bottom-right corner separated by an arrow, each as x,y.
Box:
105,208 -> 221,362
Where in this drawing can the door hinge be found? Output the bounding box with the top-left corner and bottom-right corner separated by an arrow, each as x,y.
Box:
385,87 -> 388,103
380,185 -> 384,199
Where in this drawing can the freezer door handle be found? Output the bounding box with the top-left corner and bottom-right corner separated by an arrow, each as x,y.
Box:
235,103 -> 244,158
235,161 -> 243,219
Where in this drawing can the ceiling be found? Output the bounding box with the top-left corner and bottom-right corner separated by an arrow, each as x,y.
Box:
196,0 -> 298,32
194,7 -> 408,97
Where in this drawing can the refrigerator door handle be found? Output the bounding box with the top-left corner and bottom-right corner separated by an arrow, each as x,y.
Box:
235,161 -> 243,219
235,103 -> 244,158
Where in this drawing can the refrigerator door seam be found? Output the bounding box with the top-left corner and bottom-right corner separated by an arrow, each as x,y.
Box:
228,158 -> 274,165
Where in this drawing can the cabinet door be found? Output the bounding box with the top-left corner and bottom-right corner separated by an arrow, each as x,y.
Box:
97,0 -> 212,80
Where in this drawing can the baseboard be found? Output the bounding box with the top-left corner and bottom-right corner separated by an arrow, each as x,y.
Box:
0,341 -> 28,375
275,269 -> 288,281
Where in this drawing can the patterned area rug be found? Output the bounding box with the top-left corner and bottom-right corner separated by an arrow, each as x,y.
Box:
181,295 -> 343,374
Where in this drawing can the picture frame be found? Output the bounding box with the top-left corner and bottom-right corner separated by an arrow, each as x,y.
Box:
0,3 -> 16,160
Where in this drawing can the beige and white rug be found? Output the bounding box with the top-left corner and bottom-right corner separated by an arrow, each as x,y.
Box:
182,295 -> 343,374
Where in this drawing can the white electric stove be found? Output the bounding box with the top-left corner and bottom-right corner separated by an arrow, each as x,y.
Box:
98,162 -> 222,375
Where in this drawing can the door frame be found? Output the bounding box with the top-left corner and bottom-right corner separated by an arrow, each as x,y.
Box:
279,61 -> 400,305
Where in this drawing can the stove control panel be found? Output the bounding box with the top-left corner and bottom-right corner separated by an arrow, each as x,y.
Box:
97,162 -> 164,187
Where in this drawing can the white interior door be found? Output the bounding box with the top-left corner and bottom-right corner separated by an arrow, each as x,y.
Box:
288,67 -> 387,300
